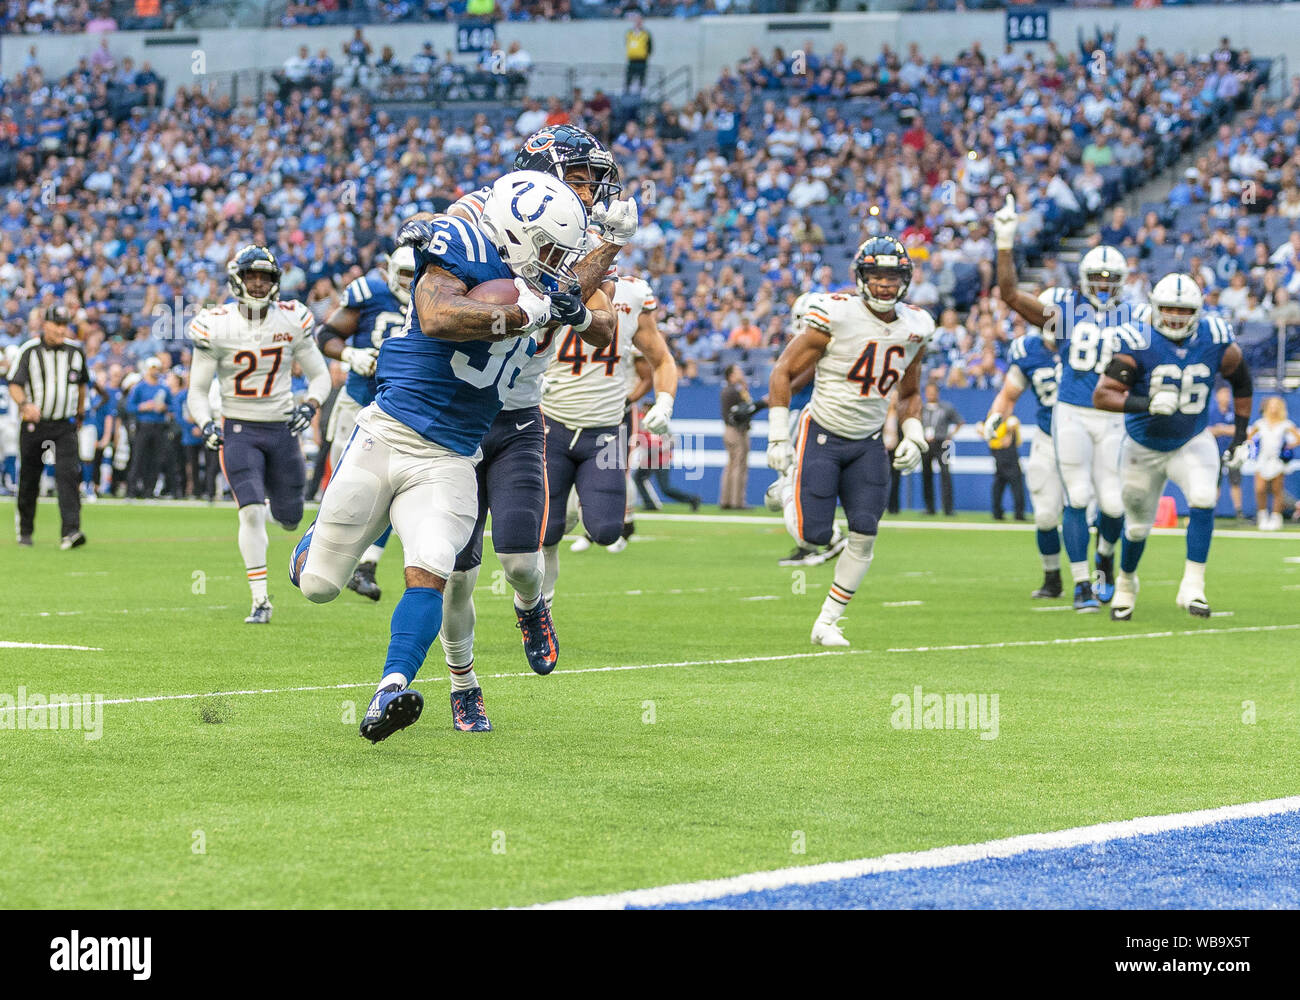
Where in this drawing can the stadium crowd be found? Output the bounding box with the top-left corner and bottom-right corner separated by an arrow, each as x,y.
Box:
0,26 -> 1294,501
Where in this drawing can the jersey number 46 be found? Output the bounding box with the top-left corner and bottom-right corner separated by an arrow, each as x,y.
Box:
847,342 -> 906,397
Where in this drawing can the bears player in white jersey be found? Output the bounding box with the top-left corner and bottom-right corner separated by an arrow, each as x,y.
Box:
767,236 -> 935,647
187,246 -> 331,624
434,126 -> 636,699
315,240 -> 421,602
291,171 -> 592,741
995,195 -> 1139,612
540,272 -> 677,602
1093,273 -> 1252,620
982,330 -> 1063,598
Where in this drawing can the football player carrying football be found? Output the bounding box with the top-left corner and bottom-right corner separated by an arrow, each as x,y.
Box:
766,236 -> 935,647
290,171 -> 591,740
186,245 -> 331,625
436,125 -> 634,688
314,240 -> 420,602
982,329 -> 1063,598
996,195 -> 1140,612
1093,273 -> 1252,620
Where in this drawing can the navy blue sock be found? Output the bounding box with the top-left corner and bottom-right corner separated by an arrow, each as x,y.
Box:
1097,513 -> 1123,555
81,462 -> 93,487
3,455 -> 14,486
1186,508 -> 1214,564
1062,506 -> 1091,564
1036,528 -> 1061,557
382,587 -> 444,686
373,525 -> 393,549
1120,536 -> 1146,575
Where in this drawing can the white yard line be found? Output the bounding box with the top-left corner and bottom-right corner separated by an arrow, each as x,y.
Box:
3,622 -> 1291,717
525,795 -> 1300,909
0,641 -> 102,651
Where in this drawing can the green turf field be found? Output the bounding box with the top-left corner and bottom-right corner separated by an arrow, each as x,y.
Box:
2,499 -> 1298,909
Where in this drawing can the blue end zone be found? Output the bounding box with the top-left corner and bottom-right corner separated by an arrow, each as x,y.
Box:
633,811 -> 1300,909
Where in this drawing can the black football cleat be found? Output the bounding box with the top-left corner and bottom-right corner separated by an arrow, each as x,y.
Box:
244,599 -> 273,624
1032,569 -> 1063,599
1094,553 -> 1116,604
360,684 -> 424,743
516,599 -> 559,675
60,531 -> 87,550
1072,582 -> 1100,613
450,687 -> 492,732
347,561 -> 382,602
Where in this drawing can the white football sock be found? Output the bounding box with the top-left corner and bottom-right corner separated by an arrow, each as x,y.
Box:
237,503 -> 269,602
500,550 -> 543,610
1069,560 -> 1089,585
361,543 -> 385,565
439,567 -> 478,670
541,543 -> 559,604
378,672 -> 407,692
448,661 -> 478,692
818,533 -> 874,625
1041,552 -> 1060,572
1181,559 -> 1207,593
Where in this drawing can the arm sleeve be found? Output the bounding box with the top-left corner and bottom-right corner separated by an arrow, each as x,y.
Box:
186,350 -> 217,426
295,330 -> 332,407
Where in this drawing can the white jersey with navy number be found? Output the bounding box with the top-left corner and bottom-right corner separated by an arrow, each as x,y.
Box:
374,214 -> 535,456
1043,287 -> 1148,408
541,274 -> 654,428
801,292 -> 935,440
1006,333 -> 1060,435
189,299 -> 325,423
340,272 -> 407,407
1111,315 -> 1235,453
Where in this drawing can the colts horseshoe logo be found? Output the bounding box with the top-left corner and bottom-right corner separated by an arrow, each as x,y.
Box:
511,182 -> 554,222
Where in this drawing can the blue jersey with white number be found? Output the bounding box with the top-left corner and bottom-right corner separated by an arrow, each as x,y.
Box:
341,272 -> 408,407
1112,315 -> 1235,452
1006,333 -> 1059,434
1044,288 -> 1148,408
374,216 -> 534,456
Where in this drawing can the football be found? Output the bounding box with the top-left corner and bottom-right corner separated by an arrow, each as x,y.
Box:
990,414 -> 1020,448
466,278 -> 520,304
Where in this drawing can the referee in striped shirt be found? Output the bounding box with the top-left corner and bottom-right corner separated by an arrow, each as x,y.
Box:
8,306 -> 87,548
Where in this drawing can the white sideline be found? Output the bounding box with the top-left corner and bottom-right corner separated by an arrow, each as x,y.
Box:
2,622 -> 1294,717
0,641 -> 102,651
526,795 -> 1300,910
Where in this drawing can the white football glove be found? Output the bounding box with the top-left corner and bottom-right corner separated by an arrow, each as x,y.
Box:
1148,389 -> 1180,416
892,417 -> 929,473
642,393 -> 673,436
591,198 -> 639,246
340,346 -> 378,377
766,405 -> 794,471
982,411 -> 1005,441
1225,442 -> 1249,471
993,194 -> 1018,251
513,278 -> 553,336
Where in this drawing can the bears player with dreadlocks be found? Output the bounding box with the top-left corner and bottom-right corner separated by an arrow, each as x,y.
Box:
431,125 -> 635,701
187,245 -> 331,624
315,232 -> 422,602
767,237 -> 935,647
1093,273 -> 1252,620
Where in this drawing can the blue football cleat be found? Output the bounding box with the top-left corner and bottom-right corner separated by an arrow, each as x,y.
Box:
289,521 -> 316,589
360,684 -> 424,743
1072,581 -> 1100,613
1093,553 -> 1115,604
450,687 -> 492,732
515,600 -> 559,675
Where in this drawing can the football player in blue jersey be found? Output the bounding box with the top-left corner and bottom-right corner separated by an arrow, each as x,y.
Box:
995,195 -> 1139,612
436,126 -> 633,690
1093,273 -> 1252,620
290,171 -> 596,742
983,330 -> 1063,598
315,241 -> 420,602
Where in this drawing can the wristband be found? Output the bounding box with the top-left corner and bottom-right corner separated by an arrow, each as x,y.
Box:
1123,395 -> 1150,414
767,406 -> 790,442
1232,414 -> 1249,448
